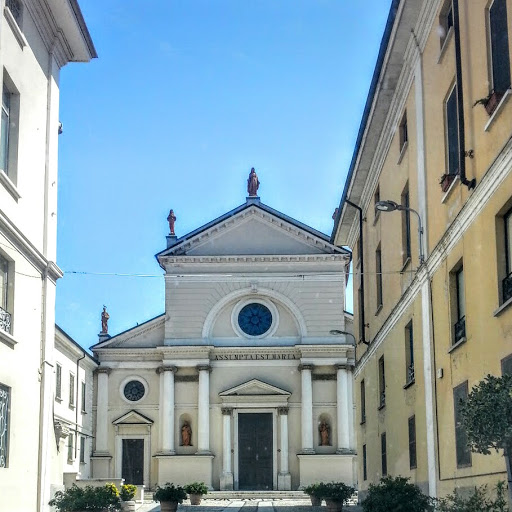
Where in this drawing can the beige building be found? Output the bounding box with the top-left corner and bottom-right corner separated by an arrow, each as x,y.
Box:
332,0 -> 512,501
91,194 -> 356,490
0,0 -> 95,510
54,326 -> 97,484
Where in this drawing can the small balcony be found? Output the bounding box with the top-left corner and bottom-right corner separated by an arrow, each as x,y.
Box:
379,391 -> 386,409
454,316 -> 466,344
407,364 -> 415,383
503,272 -> 512,303
0,306 -> 11,334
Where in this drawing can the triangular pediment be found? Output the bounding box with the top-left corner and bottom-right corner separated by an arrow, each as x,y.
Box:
219,379 -> 291,397
113,410 -> 154,425
157,202 -> 348,259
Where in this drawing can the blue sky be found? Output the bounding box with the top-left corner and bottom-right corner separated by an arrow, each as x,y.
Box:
56,0 -> 390,349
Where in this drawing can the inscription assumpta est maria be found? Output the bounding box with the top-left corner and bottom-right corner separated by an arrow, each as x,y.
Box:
214,353 -> 297,361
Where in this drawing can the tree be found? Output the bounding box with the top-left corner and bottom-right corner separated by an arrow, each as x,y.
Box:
460,374 -> 512,506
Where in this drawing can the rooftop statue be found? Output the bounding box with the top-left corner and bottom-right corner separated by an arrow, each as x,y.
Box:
247,167 -> 260,197
101,306 -> 110,334
167,209 -> 177,236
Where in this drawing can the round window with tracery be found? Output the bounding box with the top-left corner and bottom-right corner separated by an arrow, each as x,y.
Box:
123,380 -> 145,401
238,303 -> 273,337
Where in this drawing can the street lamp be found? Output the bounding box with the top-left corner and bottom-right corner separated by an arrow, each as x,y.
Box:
329,329 -> 357,346
375,200 -> 425,264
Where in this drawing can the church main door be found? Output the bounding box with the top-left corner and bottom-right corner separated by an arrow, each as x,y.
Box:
238,413 -> 273,490
122,438 -> 144,485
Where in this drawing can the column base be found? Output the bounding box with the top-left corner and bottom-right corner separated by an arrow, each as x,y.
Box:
155,454 -> 214,488
300,448 -> 316,455
220,472 -> 234,490
278,472 -> 291,490
336,448 -> 356,455
298,454 -> 356,488
195,450 -> 213,456
155,450 -> 176,456
90,453 -> 112,478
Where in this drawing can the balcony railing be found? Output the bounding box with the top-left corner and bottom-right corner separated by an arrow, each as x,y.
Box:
407,364 -> 415,383
379,391 -> 386,408
503,272 -> 512,303
0,306 -> 11,334
6,0 -> 22,25
454,316 -> 466,344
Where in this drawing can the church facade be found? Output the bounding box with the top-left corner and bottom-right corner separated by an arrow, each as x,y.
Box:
90,192 -> 356,491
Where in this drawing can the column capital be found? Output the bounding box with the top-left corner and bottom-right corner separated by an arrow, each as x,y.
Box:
278,407 -> 289,415
156,365 -> 177,374
298,363 -> 314,372
197,364 -> 212,373
335,363 -> 353,371
221,408 -> 233,416
94,367 -> 112,376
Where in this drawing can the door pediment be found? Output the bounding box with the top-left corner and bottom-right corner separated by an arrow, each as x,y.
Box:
219,379 -> 290,408
113,410 -> 154,425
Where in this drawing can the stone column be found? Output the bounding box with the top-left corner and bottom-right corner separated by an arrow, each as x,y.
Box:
95,367 -> 111,453
278,407 -> 292,490
336,364 -> 351,453
220,408 -> 233,490
347,365 -> 355,450
157,365 -> 177,454
299,364 -> 315,454
197,364 -> 211,453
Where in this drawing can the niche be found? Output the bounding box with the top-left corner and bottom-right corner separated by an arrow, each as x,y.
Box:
317,413 -> 332,447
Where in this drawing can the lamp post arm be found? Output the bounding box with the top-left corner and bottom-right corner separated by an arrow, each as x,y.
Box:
407,207 -> 425,264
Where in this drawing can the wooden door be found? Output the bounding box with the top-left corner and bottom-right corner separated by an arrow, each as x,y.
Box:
238,413 -> 273,490
122,438 -> 144,485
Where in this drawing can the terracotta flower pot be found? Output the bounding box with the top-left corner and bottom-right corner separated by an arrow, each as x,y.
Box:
325,498 -> 344,512
310,495 -> 322,506
189,493 -> 202,505
159,501 -> 179,512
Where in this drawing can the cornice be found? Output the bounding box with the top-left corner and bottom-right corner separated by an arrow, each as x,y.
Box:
162,254 -> 348,266
355,135 -> 512,376
0,208 -> 63,281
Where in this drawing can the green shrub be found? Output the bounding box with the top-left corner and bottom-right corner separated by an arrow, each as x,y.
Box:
184,481 -> 208,495
119,484 -> 137,501
48,483 -> 121,511
436,482 -> 509,512
153,483 -> 187,503
304,483 -> 327,498
322,482 -> 356,502
362,476 -> 434,512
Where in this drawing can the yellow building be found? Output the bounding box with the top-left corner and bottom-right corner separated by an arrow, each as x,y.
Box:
332,0 -> 512,501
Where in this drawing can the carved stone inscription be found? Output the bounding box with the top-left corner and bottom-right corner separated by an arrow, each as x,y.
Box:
214,353 -> 297,361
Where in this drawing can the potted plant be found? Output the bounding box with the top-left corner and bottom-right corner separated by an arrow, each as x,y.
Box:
474,90 -> 504,116
119,484 -> 137,512
153,483 -> 187,512
49,483 -> 121,511
322,482 -> 356,512
184,481 -> 208,505
304,483 -> 325,506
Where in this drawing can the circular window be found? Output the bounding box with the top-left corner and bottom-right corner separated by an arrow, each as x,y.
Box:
123,380 -> 145,401
238,303 -> 273,337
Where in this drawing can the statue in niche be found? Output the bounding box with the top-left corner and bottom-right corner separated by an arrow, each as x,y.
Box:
247,168 -> 259,196
319,420 -> 331,446
101,306 -> 110,334
167,209 -> 177,235
181,422 -> 192,446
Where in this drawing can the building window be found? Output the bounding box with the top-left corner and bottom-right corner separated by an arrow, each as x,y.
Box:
503,208 -> 512,303
363,444 -> 367,481
376,245 -> 383,311
79,436 -> 86,464
67,433 -> 74,462
358,286 -> 365,340
81,381 -> 86,413
378,356 -> 386,409
0,383 -> 10,468
440,0 -> 454,48
408,415 -> 417,469
0,77 -> 19,183
502,354 -> 512,375
0,255 -> 11,334
401,184 -> 411,264
5,0 -> 23,27
445,84 -> 459,178
374,185 -> 380,222
488,0 -> 511,96
381,432 -> 387,476
452,266 -> 466,344
69,373 -> 75,408
405,321 -> 415,384
55,364 -> 62,401
399,111 -> 408,153
453,381 -> 471,467
360,379 -> 366,423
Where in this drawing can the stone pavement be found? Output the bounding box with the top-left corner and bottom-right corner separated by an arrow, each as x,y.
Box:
134,498 -> 363,512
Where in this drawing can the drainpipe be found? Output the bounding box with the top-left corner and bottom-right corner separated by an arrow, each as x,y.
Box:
75,352 -> 86,459
453,0 -> 476,190
344,200 -> 368,345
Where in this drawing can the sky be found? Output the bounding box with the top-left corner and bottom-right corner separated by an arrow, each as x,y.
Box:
55,0 -> 391,350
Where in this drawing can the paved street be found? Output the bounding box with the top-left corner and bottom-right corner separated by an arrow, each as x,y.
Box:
134,498 -> 363,512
